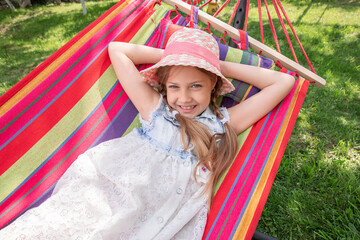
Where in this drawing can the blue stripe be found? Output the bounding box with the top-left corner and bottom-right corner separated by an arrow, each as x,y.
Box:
160,22 -> 171,48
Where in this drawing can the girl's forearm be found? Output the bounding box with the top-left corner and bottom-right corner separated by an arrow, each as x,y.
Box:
220,60 -> 294,90
108,42 -> 163,65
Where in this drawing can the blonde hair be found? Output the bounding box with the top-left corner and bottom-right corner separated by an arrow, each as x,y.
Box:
156,66 -> 238,206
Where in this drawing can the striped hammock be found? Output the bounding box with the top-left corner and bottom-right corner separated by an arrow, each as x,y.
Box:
0,0 -> 309,239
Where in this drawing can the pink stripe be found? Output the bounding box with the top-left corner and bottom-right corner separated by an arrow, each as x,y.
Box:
163,42 -> 220,70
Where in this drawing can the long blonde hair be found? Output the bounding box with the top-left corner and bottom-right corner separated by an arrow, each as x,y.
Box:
156,66 -> 238,205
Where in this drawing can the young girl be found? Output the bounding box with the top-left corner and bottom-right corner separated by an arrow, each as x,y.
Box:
0,28 -> 294,239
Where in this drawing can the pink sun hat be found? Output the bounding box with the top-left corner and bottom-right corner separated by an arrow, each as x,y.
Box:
140,28 -> 235,95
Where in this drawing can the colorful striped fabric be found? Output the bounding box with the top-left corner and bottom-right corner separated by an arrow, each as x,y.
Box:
0,1 -> 309,239
205,75 -> 309,240
0,0 -> 169,228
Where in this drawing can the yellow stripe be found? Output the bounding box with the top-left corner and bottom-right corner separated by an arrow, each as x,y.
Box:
0,68 -> 117,202
240,85 -> 253,103
232,78 -> 304,239
0,0 -> 132,116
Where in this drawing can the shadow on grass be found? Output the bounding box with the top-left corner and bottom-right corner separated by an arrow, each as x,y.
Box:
250,11 -> 360,238
0,1 -> 118,95
0,41 -> 55,95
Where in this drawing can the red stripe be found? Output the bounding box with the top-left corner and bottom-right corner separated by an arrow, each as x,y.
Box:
0,1 -> 158,227
113,2 -> 157,43
0,0 -> 126,108
239,30 -> 247,51
204,78 -> 301,238
0,78 -> 120,215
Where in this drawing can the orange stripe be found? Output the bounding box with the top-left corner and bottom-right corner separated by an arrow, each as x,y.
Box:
240,85 -> 253,102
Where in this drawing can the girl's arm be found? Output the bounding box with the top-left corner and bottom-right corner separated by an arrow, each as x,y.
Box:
221,61 -> 295,134
108,42 -> 163,122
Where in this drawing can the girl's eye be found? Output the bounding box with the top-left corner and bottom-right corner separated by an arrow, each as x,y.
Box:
192,84 -> 202,88
168,85 -> 179,89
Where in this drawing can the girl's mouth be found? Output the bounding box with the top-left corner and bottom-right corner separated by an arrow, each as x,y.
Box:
178,105 -> 197,113
180,105 -> 195,110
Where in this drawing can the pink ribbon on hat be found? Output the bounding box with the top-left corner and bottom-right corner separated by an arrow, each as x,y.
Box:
162,41 -> 220,70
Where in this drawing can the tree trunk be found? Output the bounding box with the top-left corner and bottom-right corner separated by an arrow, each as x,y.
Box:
15,0 -> 32,8
80,0 -> 86,15
5,0 -> 16,10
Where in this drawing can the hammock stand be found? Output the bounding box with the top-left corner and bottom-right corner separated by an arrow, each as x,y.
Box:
0,0 -> 326,239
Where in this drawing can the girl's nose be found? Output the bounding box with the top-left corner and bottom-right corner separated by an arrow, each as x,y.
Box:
179,89 -> 192,103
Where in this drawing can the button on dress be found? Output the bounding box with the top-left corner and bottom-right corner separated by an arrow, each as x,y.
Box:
0,95 -> 230,240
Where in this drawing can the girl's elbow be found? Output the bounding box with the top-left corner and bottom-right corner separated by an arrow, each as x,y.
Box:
108,42 -> 128,55
108,42 -> 117,57
108,42 -> 121,54
282,74 -> 295,93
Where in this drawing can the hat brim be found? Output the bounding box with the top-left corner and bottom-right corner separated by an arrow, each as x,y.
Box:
140,54 -> 235,95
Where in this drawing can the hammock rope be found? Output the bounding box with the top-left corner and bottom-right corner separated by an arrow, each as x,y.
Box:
178,0 -> 317,77
229,0 -> 316,74
275,0 -> 316,73
271,0 -> 298,62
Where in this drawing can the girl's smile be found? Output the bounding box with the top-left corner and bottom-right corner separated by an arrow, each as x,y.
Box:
166,66 -> 216,118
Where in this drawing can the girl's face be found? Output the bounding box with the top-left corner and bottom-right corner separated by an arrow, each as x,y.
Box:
165,66 -> 216,119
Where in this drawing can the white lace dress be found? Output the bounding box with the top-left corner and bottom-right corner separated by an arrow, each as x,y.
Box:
0,96 -> 229,240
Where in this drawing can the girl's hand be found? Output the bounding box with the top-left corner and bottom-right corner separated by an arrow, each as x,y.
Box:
108,42 -> 163,122
220,61 -> 295,134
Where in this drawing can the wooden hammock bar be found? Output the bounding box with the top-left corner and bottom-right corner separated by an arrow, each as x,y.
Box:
162,0 -> 326,88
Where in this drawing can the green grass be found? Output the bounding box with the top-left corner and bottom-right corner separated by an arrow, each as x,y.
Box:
0,0 -> 359,239
220,1 -> 360,239
0,0 -> 119,95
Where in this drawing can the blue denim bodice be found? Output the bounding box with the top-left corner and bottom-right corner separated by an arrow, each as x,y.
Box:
137,96 -> 229,162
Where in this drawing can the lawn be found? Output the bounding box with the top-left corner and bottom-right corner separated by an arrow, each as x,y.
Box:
0,0 -> 359,239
